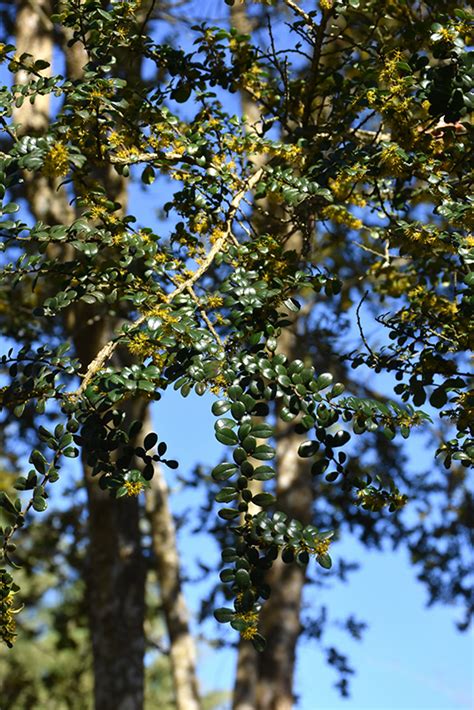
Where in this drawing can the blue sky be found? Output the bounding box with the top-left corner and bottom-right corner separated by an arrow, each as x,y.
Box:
153,388 -> 473,710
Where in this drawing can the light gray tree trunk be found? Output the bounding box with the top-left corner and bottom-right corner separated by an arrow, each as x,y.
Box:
145,408 -> 201,710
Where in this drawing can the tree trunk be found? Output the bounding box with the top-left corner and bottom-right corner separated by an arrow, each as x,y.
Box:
83,443 -> 146,710
229,4 -> 313,707
230,3 -> 268,706
145,408 -> 201,710
13,4 -> 147,706
256,369 -> 312,710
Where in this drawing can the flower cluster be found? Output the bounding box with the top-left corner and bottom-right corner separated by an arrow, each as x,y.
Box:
124,480 -> 145,497
321,204 -> 363,230
42,142 -> 70,178
312,538 -> 331,557
379,144 -> 406,177
357,487 -> 408,513
320,0 -> 333,10
0,584 -> 21,648
328,166 -> 367,206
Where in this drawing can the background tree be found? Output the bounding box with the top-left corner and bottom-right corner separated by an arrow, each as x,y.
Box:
0,1 -> 472,709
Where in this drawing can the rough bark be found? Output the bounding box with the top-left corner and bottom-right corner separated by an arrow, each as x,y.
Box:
229,5 -> 269,707
82,403 -> 147,710
144,409 -> 201,710
75,332 -> 147,710
13,0 -> 53,134
13,4 -> 147,707
255,330 -> 313,710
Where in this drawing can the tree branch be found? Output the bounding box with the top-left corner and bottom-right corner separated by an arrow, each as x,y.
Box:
75,167 -> 264,396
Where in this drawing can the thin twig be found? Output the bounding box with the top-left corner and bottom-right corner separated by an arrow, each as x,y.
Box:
356,290 -> 377,360
0,116 -> 19,144
75,168 -> 264,396
184,284 -> 222,347
281,0 -> 316,29
352,240 -> 390,260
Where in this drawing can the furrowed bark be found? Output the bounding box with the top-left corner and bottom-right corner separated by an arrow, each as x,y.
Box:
75,328 -> 147,710
229,5 -> 268,708
144,412 -> 201,710
13,4 -> 147,706
256,335 -> 312,710
81,397 -> 146,710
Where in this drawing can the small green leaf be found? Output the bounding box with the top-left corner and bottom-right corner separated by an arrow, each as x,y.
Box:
316,373 -> 333,389
212,399 -> 231,416
231,401 -> 246,419
253,466 -> 275,481
250,424 -> 273,439
214,608 -> 235,623
215,487 -> 239,503
32,496 -> 47,512
164,459 -> 179,469
29,450 -> 47,474
298,441 -> 319,458
283,297 -> 300,312
429,387 -> 448,409
144,432 -> 158,450
172,82 -> 191,103
251,633 -> 266,652
252,445 -> 274,461
252,493 -> 275,508
317,553 -> 332,569
141,165 -> 156,184
216,428 -> 239,446
218,507 -> 240,520
235,568 -> 251,589
212,463 -> 238,481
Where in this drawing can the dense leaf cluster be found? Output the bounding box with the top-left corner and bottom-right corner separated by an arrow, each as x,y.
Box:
0,0 -> 472,650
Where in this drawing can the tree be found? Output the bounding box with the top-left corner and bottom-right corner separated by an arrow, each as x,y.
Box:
0,1 -> 472,709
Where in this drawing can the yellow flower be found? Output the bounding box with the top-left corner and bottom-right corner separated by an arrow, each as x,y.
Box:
380,144 -> 405,176
152,353 -> 166,369
438,27 -> 456,43
210,373 -> 228,395
1,589 -> 22,648
207,295 -> 224,308
321,205 -> 362,230
43,142 -> 69,178
241,625 -> 258,641
357,488 -> 386,512
193,213 -> 210,234
124,480 -> 144,497
209,225 -> 227,243
313,538 -> 331,556
366,89 -> 377,106
128,332 -> 153,357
